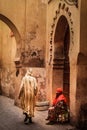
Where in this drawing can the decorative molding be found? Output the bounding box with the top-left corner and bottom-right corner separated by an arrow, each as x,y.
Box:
53,58 -> 64,69
64,0 -> 78,8
48,0 -> 78,7
49,2 -> 74,65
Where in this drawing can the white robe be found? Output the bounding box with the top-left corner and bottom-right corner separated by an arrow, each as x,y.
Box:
19,74 -> 37,117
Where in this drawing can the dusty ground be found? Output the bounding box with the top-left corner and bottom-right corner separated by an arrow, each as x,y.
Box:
0,95 -> 76,130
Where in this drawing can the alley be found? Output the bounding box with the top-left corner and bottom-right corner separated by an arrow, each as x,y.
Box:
0,95 -> 75,130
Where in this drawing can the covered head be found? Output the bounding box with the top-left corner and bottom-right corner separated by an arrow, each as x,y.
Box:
56,87 -> 63,94
26,68 -> 32,75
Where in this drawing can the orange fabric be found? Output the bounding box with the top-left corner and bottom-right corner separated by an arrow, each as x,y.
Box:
53,94 -> 67,106
56,88 -> 63,93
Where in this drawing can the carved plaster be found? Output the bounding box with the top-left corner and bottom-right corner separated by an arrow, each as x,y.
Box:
49,2 -> 74,65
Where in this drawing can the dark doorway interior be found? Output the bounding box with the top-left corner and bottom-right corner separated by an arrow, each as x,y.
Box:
63,25 -> 70,106
53,15 -> 70,106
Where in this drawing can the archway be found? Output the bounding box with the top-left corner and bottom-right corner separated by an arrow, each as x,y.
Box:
52,15 -> 70,105
0,14 -> 21,59
0,14 -> 21,99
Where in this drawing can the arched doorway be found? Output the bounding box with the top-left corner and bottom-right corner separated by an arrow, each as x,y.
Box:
0,14 -> 21,99
0,14 -> 21,58
0,20 -> 16,98
52,15 -> 70,105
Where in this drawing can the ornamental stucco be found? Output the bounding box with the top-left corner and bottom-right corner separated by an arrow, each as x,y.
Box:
49,2 -> 74,65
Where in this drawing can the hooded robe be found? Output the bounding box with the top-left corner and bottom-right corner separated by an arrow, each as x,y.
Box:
19,73 -> 37,117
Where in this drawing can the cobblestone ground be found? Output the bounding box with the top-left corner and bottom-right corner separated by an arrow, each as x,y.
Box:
0,95 -> 76,130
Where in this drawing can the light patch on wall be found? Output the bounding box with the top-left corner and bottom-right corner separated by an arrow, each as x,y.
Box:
41,0 -> 47,4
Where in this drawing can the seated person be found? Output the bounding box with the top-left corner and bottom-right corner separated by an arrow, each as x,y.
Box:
46,88 -> 69,125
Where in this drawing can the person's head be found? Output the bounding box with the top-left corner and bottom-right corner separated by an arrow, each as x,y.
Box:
56,87 -> 63,97
26,68 -> 32,76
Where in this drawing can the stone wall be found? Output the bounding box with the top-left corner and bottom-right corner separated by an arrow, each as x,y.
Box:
0,0 -> 87,126
0,21 -> 16,98
0,0 -> 47,103
46,0 -> 80,124
76,0 -> 87,126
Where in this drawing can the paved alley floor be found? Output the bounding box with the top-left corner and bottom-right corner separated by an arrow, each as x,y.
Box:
0,95 -> 76,130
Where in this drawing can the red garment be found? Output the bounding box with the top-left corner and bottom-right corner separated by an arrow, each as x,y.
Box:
53,94 -> 67,106
56,88 -> 63,93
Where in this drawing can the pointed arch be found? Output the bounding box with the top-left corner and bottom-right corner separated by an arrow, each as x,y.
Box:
53,15 -> 70,105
